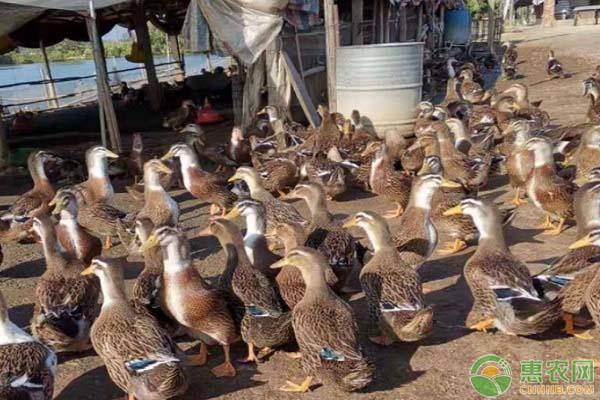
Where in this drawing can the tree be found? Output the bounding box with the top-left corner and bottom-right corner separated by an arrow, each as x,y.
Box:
542,0 -> 555,27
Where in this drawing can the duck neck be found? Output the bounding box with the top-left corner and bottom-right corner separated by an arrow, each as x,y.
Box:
300,267 -> 329,293
246,177 -> 271,201
144,169 -> 164,193
97,273 -> 128,309
87,156 -> 113,200
219,232 -> 252,266
244,211 -> 266,237
306,194 -> 332,225
282,234 -> 303,255
364,223 -> 394,253
178,150 -> 200,170
407,186 -> 434,212
162,241 -> 191,274
30,157 -> 50,189
474,217 -> 508,252
143,247 -> 164,273
40,229 -> 66,270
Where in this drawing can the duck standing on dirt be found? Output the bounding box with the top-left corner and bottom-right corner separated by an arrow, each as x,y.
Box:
0,290 -> 57,400
547,50 -> 565,79
345,212 -> 433,345
141,226 -> 238,377
444,199 -> 562,336
161,143 -> 236,216
270,248 -> 373,393
82,258 -> 188,399
30,216 -> 100,353
524,138 -> 576,235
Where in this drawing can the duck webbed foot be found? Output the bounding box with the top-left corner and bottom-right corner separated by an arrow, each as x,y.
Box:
537,214 -> 556,230
383,203 -> 404,219
511,189 -> 527,206
469,318 -> 495,332
280,376 -> 313,393
437,239 -> 467,255
184,342 -> 209,366
542,217 -> 566,236
211,344 -> 236,377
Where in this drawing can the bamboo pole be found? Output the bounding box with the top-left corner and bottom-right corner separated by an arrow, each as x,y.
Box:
39,40 -> 58,109
294,27 -> 305,83
324,0 -> 338,112
134,0 -> 162,111
86,3 -> 121,152
167,34 -> 184,80
352,0 -> 363,45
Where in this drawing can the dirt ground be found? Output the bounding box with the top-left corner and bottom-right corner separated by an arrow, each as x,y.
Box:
2,25 -> 600,400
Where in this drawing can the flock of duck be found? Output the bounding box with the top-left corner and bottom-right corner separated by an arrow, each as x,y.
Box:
2,47 -> 600,399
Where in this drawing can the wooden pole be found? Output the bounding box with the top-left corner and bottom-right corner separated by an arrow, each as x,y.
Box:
324,0 -> 338,112
167,34 -> 184,80
86,5 -> 121,152
487,1 -> 496,55
352,0 -> 363,45
417,4 -> 423,41
39,40 -> 58,109
294,27 -> 305,82
400,7 -> 407,42
134,0 -> 162,111
0,117 -> 9,170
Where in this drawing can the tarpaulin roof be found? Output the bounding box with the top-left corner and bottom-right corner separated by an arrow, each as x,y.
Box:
0,0 -> 127,11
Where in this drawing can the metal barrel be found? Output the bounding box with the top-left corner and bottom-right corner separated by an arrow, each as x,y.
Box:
336,42 -> 424,138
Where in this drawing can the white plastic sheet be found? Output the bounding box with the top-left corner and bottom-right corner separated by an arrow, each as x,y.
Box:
0,0 -> 127,11
196,0 -> 288,65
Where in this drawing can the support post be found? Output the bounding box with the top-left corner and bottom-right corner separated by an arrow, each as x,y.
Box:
352,0 -> 363,45
0,117 -> 8,170
400,7 -> 407,42
134,0 -> 162,111
417,4 -> 423,41
39,40 -> 58,109
167,34 -> 185,80
324,0 -> 338,112
487,0 -> 496,54
86,7 -> 121,152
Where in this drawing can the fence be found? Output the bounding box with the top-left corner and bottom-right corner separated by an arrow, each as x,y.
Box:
471,16 -> 504,43
0,61 -> 182,116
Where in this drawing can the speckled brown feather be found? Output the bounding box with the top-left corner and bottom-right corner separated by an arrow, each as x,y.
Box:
0,342 -> 55,400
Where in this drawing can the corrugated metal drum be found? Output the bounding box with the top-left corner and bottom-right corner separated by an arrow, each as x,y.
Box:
336,42 -> 424,138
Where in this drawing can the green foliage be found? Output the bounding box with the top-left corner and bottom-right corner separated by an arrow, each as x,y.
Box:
0,24 -> 169,65
465,0 -> 490,19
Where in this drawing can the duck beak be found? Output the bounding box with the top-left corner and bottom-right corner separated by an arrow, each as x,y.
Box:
223,206 -> 240,220
227,173 -> 241,183
443,205 -> 463,216
139,233 -> 159,253
161,150 -> 174,161
51,202 -> 63,215
270,257 -> 292,269
441,178 -> 462,188
257,107 -> 267,115
343,217 -> 358,229
105,150 -> 119,159
156,162 -> 172,175
569,235 -> 592,249
80,265 -> 95,276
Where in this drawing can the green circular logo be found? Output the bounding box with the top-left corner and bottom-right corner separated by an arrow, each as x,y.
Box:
470,354 -> 512,398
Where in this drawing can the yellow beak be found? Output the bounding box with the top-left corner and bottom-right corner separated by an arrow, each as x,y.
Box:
441,178 -> 462,188
156,162 -> 172,175
343,217 -> 358,229
223,206 -> 240,220
105,150 -> 119,159
257,107 -> 267,115
139,233 -> 160,253
270,257 -> 293,269
569,235 -> 592,249
227,173 -> 242,183
161,150 -> 174,161
51,202 -> 63,215
443,205 -> 463,216
80,265 -> 95,276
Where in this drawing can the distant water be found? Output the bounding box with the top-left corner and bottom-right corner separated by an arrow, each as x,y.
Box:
0,53 -> 229,114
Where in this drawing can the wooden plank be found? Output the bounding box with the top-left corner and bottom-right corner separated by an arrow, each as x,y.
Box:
134,0 -> 162,111
281,51 -> 320,128
352,0 -> 364,45
400,7 -> 407,42
167,34 -> 185,80
324,0 -> 337,112
39,40 -> 58,109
